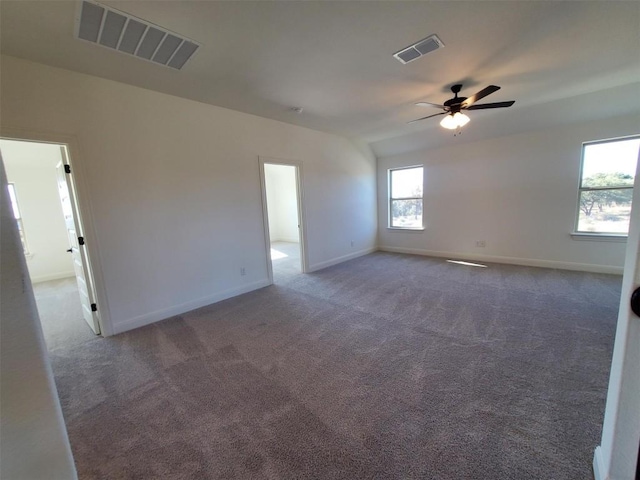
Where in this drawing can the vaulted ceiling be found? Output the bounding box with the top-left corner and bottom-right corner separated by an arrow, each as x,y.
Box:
2,1 -> 639,156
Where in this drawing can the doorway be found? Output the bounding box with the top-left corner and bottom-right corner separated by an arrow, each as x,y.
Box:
0,138 -> 101,347
259,158 -> 308,284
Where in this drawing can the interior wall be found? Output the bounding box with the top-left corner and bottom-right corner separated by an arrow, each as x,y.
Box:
377,114 -> 640,273
0,159 -> 78,480
0,55 -> 377,334
1,140 -> 74,283
264,164 -> 299,243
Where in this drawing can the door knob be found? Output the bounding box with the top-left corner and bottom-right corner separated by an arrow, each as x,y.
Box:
631,287 -> 640,317
66,248 -> 73,253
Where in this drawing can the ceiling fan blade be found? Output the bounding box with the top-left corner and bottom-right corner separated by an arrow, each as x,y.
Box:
415,102 -> 446,108
407,112 -> 446,124
462,85 -> 500,108
466,101 -> 515,110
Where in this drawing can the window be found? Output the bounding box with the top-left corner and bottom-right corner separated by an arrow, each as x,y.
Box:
7,183 -> 29,253
389,166 -> 423,229
576,136 -> 639,235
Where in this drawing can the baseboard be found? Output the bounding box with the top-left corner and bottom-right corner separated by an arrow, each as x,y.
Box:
308,247 -> 377,272
274,237 -> 299,243
30,272 -> 75,284
592,446 -> 607,480
377,246 -> 624,275
111,279 -> 271,335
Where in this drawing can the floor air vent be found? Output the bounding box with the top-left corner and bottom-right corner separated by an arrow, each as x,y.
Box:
393,34 -> 444,65
75,0 -> 200,70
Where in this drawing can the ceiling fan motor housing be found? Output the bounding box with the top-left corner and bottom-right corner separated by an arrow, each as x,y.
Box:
444,99 -> 466,112
443,84 -> 466,112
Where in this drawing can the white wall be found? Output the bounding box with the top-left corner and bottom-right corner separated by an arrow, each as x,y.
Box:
0,160 -> 78,480
0,55 -> 377,334
1,140 -> 75,283
377,114 -> 640,273
264,164 -> 299,243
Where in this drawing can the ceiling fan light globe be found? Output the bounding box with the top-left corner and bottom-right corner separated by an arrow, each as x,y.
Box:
455,112 -> 470,127
440,112 -> 469,129
440,114 -> 457,129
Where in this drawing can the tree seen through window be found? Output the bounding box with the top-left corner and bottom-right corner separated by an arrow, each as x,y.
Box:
576,137 -> 639,234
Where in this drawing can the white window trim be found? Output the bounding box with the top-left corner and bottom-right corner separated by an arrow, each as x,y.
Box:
572,135 -> 639,238
570,232 -> 627,242
387,226 -> 425,231
388,165 -> 424,230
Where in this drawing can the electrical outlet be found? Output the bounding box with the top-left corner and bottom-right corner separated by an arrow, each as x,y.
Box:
475,240 -> 486,248
240,267 -> 246,276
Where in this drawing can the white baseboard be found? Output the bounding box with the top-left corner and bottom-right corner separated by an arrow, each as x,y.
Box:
377,246 -> 624,275
592,446 -> 607,480
308,247 -> 377,272
273,237 -> 299,244
30,272 -> 75,284
111,279 -> 271,335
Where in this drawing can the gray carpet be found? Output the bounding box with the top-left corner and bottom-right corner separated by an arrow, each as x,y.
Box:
45,252 -> 620,479
33,277 -> 96,351
271,241 -> 302,284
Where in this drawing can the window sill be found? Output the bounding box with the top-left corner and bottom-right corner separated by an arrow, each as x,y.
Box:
387,227 -> 425,232
571,232 -> 627,242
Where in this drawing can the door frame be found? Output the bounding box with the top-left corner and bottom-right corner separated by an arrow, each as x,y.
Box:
258,156 -> 309,284
0,127 -> 111,336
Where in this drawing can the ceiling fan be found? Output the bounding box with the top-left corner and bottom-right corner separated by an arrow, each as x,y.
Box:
409,84 -> 515,130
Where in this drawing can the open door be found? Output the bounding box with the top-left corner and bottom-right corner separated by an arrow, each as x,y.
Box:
259,157 -> 309,285
593,156 -> 640,479
55,150 -> 100,335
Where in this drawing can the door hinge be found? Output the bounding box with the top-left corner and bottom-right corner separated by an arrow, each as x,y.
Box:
78,236 -> 85,245
91,303 -> 97,312
64,164 -> 71,174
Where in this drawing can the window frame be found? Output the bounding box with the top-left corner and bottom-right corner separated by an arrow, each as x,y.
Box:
388,165 -> 424,230
574,135 -> 639,238
7,183 -> 30,254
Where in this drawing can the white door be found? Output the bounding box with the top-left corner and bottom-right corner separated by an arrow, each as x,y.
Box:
55,156 -> 100,334
593,162 -> 640,479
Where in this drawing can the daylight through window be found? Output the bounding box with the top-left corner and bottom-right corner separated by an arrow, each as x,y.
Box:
576,136 -> 639,235
389,166 -> 423,229
7,183 -> 29,253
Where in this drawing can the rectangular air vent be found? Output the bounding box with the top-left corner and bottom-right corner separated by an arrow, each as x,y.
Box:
393,34 -> 444,65
75,0 -> 200,70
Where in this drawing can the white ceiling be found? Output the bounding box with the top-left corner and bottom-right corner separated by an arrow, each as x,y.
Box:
2,1 -> 639,156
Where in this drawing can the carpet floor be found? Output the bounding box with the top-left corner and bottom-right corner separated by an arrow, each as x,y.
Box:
270,241 -> 302,284
33,277 -> 96,351
44,252 -> 621,479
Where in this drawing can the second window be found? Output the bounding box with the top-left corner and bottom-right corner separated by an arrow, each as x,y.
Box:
389,166 -> 424,229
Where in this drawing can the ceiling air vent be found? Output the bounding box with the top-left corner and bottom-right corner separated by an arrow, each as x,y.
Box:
393,34 -> 444,65
75,0 -> 200,70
